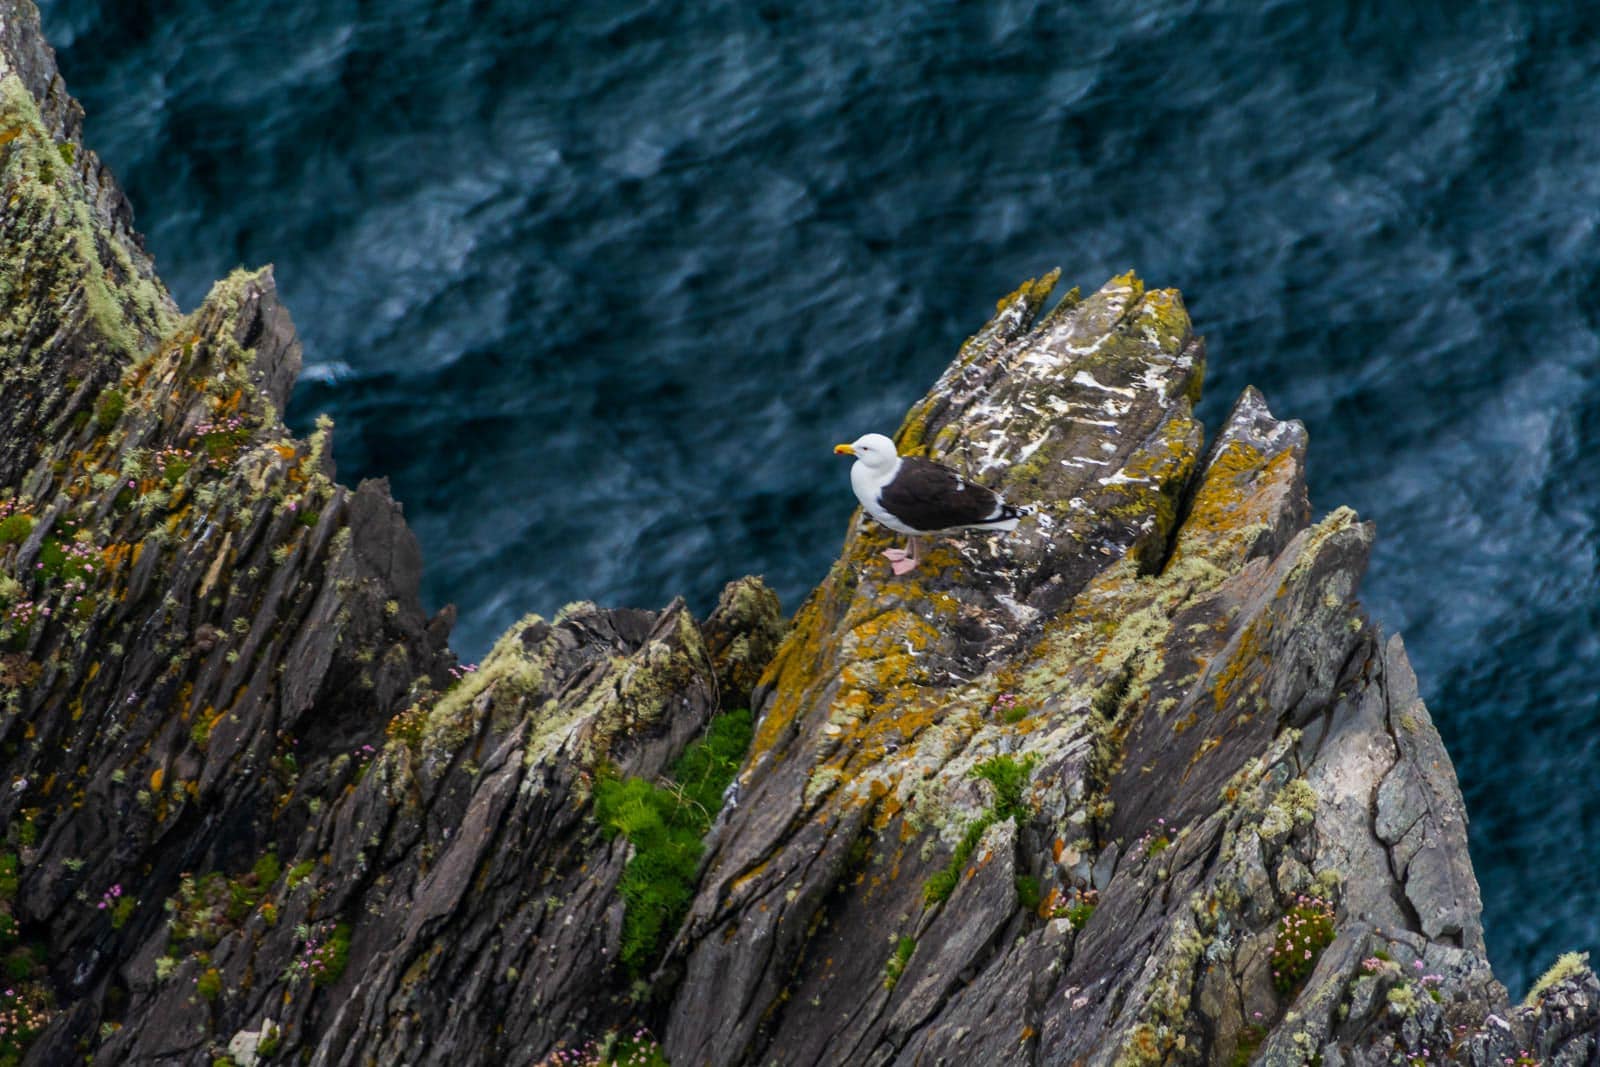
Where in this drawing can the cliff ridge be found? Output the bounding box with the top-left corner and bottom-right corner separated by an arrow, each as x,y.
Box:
1,3 -> 1596,1064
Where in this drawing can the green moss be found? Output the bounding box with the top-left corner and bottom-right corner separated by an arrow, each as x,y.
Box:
252,852 -> 281,887
198,422 -> 251,461
161,455 -> 193,485
2,947 -> 30,981
196,966 -> 223,1001
0,515 -> 32,546
223,880 -> 257,924
595,776 -> 704,976
1015,875 -> 1041,912
922,866 -> 959,905
256,1028 -> 281,1057
37,524 -> 96,588
0,75 -> 174,360
189,714 -> 214,751
592,709 -> 753,976
883,935 -> 916,990
310,923 -> 351,987
285,860 -> 315,889
1227,1024 -> 1266,1067
93,387 -> 125,432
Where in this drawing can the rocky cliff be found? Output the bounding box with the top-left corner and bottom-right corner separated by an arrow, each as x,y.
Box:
2,3 -> 1597,1064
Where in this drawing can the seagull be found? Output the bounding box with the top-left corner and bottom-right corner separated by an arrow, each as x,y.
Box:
833,433 -> 1030,574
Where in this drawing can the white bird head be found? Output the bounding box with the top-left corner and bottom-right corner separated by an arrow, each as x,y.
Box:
833,433 -> 899,473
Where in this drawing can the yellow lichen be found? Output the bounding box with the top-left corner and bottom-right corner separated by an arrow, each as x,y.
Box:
1525,951 -> 1590,1006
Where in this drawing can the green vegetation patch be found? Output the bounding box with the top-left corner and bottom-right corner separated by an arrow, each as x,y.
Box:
923,754 -> 1037,906
256,1027 -> 282,1057
0,976 -> 53,1065
973,753 -> 1035,822
666,708 -> 751,819
0,75 -> 174,362
1270,894 -> 1336,994
1227,1024 -> 1267,1067
883,935 -> 916,990
1,946 -> 31,982
38,539 -> 92,583
196,966 -> 223,1001
1063,895 -> 1097,929
0,514 -> 32,547
310,923 -> 351,987
593,709 -> 753,977
282,920 -> 350,986
165,856 -> 281,950
0,854 -> 54,1066
93,387 -> 125,432
285,859 -> 316,890
195,415 -> 251,461
550,1028 -> 671,1066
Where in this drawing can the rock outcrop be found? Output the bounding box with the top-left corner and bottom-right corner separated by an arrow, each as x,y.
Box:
1,2 -> 1595,1064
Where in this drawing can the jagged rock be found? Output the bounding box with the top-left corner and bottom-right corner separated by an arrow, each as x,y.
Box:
0,5 -> 775,1062
2,1 -> 1598,1064
700,574 -> 786,710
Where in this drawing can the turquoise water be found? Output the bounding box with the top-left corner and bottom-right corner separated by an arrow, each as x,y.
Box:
36,0 -> 1600,994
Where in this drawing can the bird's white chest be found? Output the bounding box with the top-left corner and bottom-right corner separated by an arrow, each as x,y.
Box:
851,460 -> 916,534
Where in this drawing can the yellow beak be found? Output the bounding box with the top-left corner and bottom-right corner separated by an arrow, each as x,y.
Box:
833,443 -> 855,456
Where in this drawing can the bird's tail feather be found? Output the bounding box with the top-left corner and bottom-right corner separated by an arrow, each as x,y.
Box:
975,501 -> 1033,531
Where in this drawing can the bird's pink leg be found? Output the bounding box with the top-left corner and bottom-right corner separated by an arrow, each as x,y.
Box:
890,536 -> 921,575
881,540 -> 909,562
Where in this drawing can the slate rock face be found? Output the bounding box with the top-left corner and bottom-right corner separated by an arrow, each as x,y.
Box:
1,2 -> 1597,1064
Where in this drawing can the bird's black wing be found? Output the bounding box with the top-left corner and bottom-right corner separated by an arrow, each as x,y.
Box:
878,457 -> 1005,532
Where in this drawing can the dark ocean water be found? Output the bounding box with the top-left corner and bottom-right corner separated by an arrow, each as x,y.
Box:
34,0 -> 1600,995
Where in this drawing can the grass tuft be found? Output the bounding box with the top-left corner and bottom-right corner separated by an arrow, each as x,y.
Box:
923,755 -> 1037,906
593,709 -> 752,976
884,935 -> 916,990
